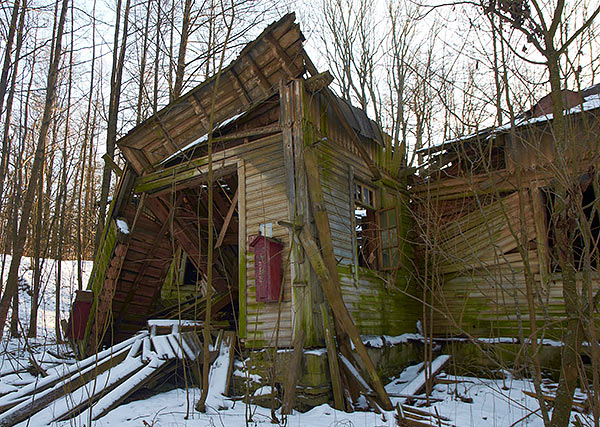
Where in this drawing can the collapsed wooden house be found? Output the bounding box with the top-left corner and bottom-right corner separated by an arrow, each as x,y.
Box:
413,84 -> 600,339
67,13 -> 419,412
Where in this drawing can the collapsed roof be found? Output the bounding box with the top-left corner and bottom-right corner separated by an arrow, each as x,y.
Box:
118,13 -> 384,174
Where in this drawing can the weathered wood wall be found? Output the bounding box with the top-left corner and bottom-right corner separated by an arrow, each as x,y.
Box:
415,121 -> 600,339
240,134 -> 294,348
305,90 -> 419,338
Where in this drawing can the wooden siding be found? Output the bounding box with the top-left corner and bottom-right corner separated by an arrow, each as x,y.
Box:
418,187 -> 600,338
241,135 -> 293,347
310,94 -> 419,337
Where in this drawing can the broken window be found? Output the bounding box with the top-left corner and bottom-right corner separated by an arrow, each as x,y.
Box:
353,181 -> 405,271
354,181 -> 378,269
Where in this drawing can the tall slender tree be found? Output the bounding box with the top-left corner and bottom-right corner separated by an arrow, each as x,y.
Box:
0,0 -> 70,339
95,0 -> 131,253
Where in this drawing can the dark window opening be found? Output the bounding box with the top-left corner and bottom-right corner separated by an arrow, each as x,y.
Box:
544,174 -> 600,272
183,257 -> 200,285
355,205 -> 378,269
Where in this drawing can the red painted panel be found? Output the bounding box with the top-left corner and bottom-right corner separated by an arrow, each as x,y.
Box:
65,290 -> 93,340
250,235 -> 283,302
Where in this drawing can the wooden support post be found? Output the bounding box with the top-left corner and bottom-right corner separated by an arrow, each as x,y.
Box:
280,80 -> 322,347
320,303 -> 345,411
281,327 -> 305,414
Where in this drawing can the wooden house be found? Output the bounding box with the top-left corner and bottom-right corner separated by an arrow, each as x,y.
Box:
413,84 -> 600,339
76,15 -> 417,402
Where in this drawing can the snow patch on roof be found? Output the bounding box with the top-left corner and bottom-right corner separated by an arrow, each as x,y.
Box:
116,218 -> 129,234
160,111 -> 246,165
493,92 -> 600,134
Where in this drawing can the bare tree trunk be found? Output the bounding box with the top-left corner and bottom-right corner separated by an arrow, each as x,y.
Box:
172,0 -> 192,101
95,0 -> 131,253
77,0 -> 97,291
548,48 -> 583,427
28,158 -> 45,338
0,0 -> 20,122
136,0 -> 151,124
0,0 -> 26,245
0,0 -> 69,340
153,1 -> 160,112
55,2 -> 74,341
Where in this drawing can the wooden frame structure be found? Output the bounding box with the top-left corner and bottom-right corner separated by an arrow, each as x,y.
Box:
414,84 -> 600,339
78,13 -> 418,411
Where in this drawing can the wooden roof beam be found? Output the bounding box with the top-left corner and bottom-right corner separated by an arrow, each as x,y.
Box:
265,32 -> 296,79
230,68 -> 252,104
247,53 -> 271,93
189,94 -> 210,131
112,203 -> 174,331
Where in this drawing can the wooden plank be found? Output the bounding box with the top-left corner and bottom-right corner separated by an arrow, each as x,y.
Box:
50,357 -> 145,423
320,303 -> 345,411
0,346 -> 130,426
204,331 -> 236,410
91,359 -> 170,420
396,355 -> 451,404
281,327 -> 304,414
223,331 -> 236,398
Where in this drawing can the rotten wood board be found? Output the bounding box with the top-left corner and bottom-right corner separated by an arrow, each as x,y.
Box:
396,355 -> 451,404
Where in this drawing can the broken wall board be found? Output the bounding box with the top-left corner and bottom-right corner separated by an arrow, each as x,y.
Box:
204,331 -> 236,411
396,355 -> 451,404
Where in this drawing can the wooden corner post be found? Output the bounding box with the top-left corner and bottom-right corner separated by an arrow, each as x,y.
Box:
298,80 -> 393,410
280,79 -> 324,348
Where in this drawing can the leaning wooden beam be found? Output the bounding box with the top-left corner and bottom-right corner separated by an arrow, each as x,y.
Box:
281,327 -> 305,414
301,144 -> 392,410
102,153 -> 123,178
215,188 -> 239,248
320,303 -> 345,411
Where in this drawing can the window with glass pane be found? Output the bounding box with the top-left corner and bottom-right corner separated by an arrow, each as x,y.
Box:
378,207 -> 400,270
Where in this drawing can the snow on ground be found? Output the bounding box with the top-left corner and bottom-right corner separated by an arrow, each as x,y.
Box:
0,255 -> 93,406
48,371 -> 593,427
0,255 -> 93,340
0,256 -> 593,426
